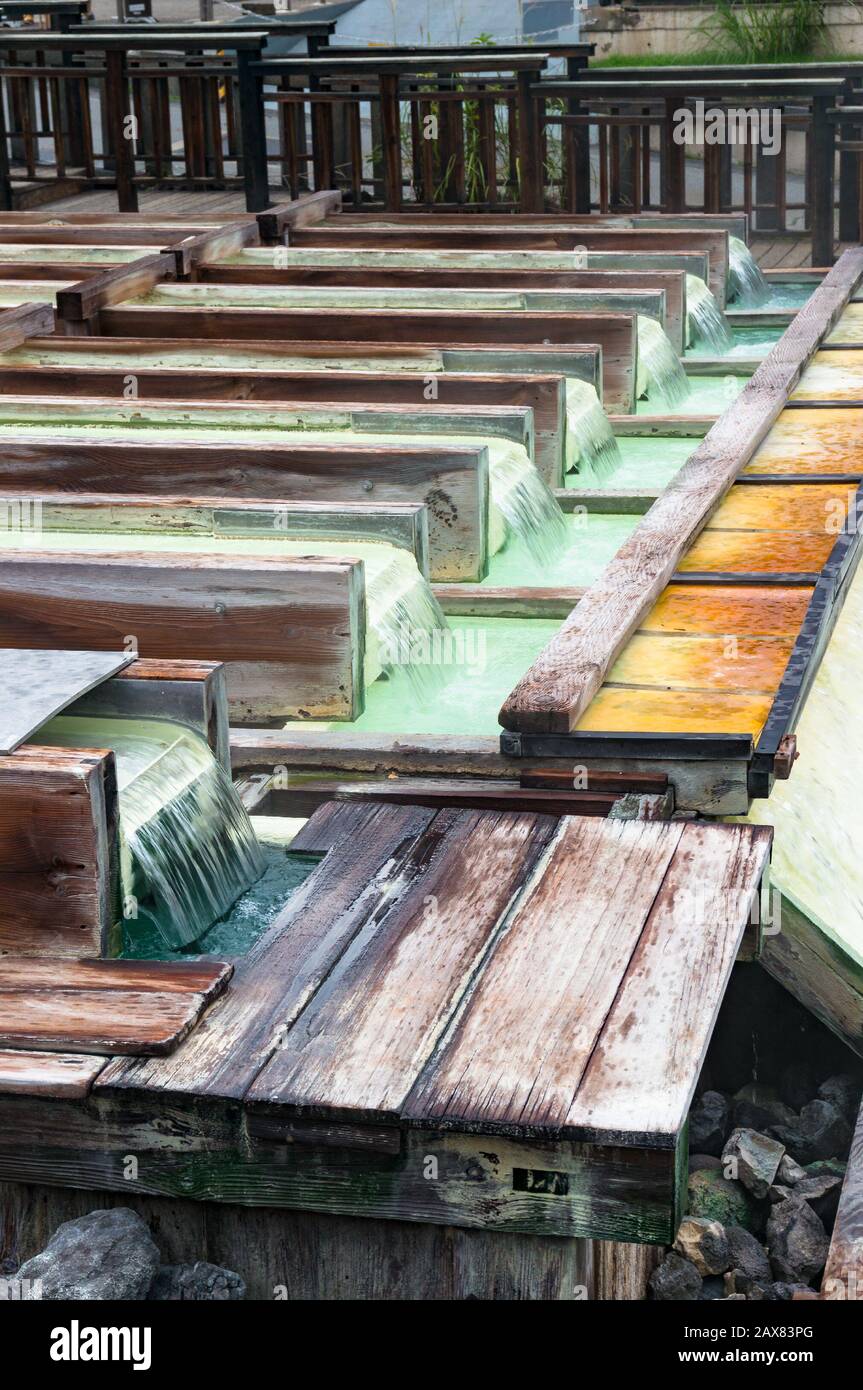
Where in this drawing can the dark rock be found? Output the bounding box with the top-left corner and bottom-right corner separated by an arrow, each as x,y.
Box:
733,1083 -> 795,1133
14,1209 -> 159,1301
689,1153 -> 723,1175
768,1184 -> 793,1203
726,1224 -> 772,1282
794,1173 -> 844,1229
806,1158 -> 846,1180
700,1276 -> 726,1300
771,1100 -> 853,1165
650,1251 -> 703,1301
724,1269 -> 763,1298
767,1281 -> 816,1300
766,1197 -> 829,1283
778,1061 -> 820,1112
689,1091 -> 730,1157
776,1153 -> 807,1186
674,1217 -> 730,1276
818,1074 -> 862,1124
723,1127 -> 785,1199
688,1169 -> 758,1231
148,1262 -> 245,1301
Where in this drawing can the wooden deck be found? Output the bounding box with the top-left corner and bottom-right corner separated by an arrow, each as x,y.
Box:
0,800 -> 771,1245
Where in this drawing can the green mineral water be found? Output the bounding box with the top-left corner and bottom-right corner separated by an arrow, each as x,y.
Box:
636,315 -> 690,407
27,717 -> 265,949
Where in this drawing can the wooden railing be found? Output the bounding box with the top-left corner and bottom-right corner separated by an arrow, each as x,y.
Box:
0,33 -> 859,263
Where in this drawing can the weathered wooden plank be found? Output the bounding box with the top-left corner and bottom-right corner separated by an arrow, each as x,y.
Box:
55,254 -> 175,324
0,986 -> 226,1056
0,550 -> 366,723
499,248 -> 863,734
821,1099 -> 863,1299
0,1051 -> 107,1099
0,957 -> 232,999
248,808 -> 558,1123
0,300 -> 55,351
0,747 -> 118,958
403,817 -> 685,1135
0,438 -> 488,583
96,802 -> 438,1103
564,823 -> 772,1146
640,584 -> 813,636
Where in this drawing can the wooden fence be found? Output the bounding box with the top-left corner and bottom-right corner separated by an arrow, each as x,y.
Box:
0,32 -> 861,263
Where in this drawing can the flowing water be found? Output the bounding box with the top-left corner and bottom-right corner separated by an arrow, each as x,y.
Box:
728,235 -> 770,307
486,440 -> 569,564
636,315 -> 691,407
686,274 -> 732,352
29,716 -> 265,949
564,378 -> 621,481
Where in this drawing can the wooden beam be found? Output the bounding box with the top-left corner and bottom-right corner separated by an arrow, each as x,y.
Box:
499,248 -> 863,735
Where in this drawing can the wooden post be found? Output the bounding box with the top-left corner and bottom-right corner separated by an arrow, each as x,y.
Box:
236,48 -> 270,213
839,79 -> 860,244
566,54 -> 591,214
517,71 -> 542,213
379,73 -> 402,212
812,93 -> 835,267
663,95 -> 685,213
103,49 -> 137,213
0,75 -> 11,212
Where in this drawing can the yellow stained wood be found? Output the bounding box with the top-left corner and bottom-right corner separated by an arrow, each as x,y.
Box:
709,484 -> 854,533
640,584 -> 812,637
680,529 -> 836,574
608,633 -> 794,694
744,408 -> 863,475
575,687 -> 771,737
824,303 -> 863,344
791,350 -> 863,401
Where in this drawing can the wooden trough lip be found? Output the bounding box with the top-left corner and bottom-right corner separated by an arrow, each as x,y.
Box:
0,801 -> 773,1245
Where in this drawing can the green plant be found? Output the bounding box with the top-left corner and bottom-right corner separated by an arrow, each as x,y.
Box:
700,0 -> 829,64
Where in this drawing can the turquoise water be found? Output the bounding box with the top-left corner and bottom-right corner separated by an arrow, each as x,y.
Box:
764,283 -> 816,310
640,374 -> 749,415
328,616 -> 561,737
568,435 -> 696,491
686,327 -> 784,361
122,845 -> 321,961
484,512 -> 637,587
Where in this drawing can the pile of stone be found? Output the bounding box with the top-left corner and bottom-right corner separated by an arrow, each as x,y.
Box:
1,1208 -> 245,1301
650,1072 -> 860,1301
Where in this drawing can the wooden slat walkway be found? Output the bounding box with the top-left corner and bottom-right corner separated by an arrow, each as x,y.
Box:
31,799 -> 771,1242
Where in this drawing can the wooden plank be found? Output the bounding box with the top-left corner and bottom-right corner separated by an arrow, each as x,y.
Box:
0,1050 -> 106,1099
0,956 -> 232,999
564,823 -> 772,1145
639,584 -> 813,637
0,300 -> 55,350
0,747 -> 118,958
55,254 -> 174,324
679,531 -> 836,574
608,632 -> 794,694
257,191 -> 342,242
403,817 -> 684,1135
0,985 -> 228,1055
0,438 -> 489,583
433,585 -> 584,619
96,307 -> 636,412
0,550 -> 366,723
574,688 -> 771,738
821,1099 -> 863,1299
96,802 -> 438,1103
248,808 -> 558,1123
498,248 -> 863,734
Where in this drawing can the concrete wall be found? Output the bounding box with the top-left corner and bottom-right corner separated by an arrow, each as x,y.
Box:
584,2 -> 862,61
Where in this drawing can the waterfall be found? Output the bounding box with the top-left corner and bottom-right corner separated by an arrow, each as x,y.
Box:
486,441 -> 568,565
564,378 -> 622,482
366,545 -> 450,697
636,315 -> 691,408
728,235 -> 769,307
686,274 -> 733,352
31,717 -> 264,949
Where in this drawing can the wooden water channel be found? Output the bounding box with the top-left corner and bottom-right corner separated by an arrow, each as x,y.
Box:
0,194 -> 861,1300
